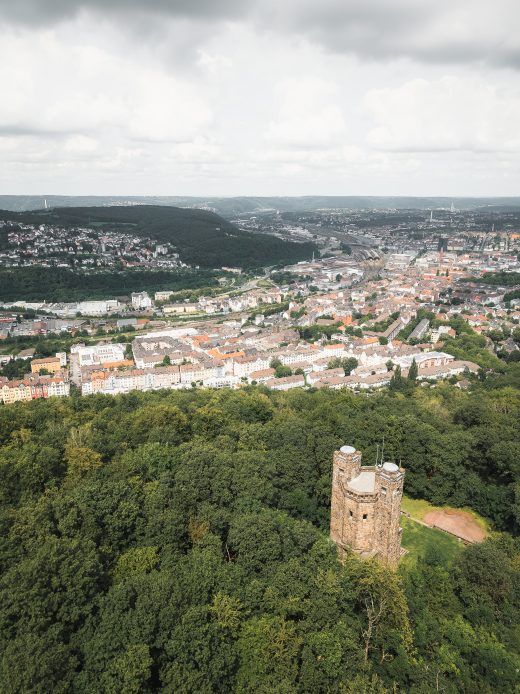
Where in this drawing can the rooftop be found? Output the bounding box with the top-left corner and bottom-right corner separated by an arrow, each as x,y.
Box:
348,470 -> 376,493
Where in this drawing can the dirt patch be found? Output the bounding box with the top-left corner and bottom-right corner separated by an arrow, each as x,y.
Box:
424,509 -> 487,543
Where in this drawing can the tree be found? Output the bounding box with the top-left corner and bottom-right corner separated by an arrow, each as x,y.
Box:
389,365 -> 404,391
275,364 -> 292,378
113,547 -> 159,582
157,354 -> 171,367
236,616 -> 301,693
408,358 -> 418,382
101,644 -> 153,694
328,357 -> 358,375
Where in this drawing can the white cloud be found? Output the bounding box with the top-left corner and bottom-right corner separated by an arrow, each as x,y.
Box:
196,50 -> 232,75
63,135 -> 99,155
365,76 -> 520,153
126,73 -> 212,142
265,77 -> 346,149
0,6 -> 519,196
0,30 -> 212,143
170,137 -> 223,162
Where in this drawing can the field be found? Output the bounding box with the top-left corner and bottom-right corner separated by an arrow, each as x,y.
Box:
401,496 -> 490,533
400,515 -> 463,568
400,495 -> 490,569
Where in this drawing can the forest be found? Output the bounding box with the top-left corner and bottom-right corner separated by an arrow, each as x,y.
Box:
0,205 -> 317,270
0,267 -> 221,303
0,381 -> 519,693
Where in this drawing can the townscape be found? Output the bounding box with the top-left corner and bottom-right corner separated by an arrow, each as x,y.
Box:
0,218 -> 182,270
2,0 -> 520,689
1,207 -> 519,404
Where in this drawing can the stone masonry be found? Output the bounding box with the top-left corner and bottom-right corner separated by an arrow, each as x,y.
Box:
330,445 -> 405,568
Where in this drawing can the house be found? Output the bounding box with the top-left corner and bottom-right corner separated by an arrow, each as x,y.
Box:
30,356 -> 62,374
0,374 -> 70,404
264,374 -> 306,390
163,304 -> 199,315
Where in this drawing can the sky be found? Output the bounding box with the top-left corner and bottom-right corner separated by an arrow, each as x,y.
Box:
0,0 -> 519,197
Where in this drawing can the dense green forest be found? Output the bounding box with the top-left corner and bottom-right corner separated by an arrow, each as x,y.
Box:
0,267 -> 221,303
0,206 -> 316,270
0,383 -> 519,692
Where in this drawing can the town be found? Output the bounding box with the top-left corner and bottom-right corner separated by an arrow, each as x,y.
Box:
1,208 -> 519,404
0,218 -> 183,271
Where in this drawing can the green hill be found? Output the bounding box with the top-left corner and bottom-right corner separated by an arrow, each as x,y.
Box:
0,386 -> 519,692
0,205 -> 316,269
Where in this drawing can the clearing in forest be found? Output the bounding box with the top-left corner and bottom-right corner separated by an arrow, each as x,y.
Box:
401,495 -> 489,544
423,509 -> 487,543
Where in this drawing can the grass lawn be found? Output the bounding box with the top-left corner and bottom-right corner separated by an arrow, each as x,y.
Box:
401,495 -> 490,533
400,516 -> 463,570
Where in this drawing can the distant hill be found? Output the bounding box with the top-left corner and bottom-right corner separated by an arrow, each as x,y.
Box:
0,205 -> 316,270
2,194 -> 520,216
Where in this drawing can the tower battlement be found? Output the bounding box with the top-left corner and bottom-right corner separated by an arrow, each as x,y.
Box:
330,446 -> 405,568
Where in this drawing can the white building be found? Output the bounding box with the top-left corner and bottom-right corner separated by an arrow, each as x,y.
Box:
72,342 -> 126,367
232,355 -> 271,377
131,292 -> 152,310
77,299 -> 120,316
394,351 -> 454,370
155,291 -> 173,302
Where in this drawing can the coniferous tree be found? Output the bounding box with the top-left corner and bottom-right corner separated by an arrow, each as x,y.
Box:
408,358 -> 418,382
389,364 -> 404,391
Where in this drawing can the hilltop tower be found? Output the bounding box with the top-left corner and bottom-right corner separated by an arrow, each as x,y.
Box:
330,445 -> 405,568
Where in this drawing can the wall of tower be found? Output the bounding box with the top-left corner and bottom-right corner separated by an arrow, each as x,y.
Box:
374,467 -> 405,568
330,447 -> 362,547
340,491 -> 377,553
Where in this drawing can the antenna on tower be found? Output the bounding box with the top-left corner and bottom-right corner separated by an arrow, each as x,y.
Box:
375,443 -> 380,466
377,437 -> 385,467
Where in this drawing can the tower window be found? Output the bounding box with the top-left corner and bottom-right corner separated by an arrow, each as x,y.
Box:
381,487 -> 387,495
362,513 -> 368,520
349,510 -> 353,517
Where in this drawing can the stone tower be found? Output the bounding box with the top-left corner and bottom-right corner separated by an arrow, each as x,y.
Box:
330,445 -> 405,568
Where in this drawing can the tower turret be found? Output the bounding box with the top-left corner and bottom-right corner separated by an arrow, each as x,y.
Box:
333,445 -> 361,483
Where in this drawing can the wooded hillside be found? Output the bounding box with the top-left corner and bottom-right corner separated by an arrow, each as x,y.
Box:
0,385 -> 519,692
0,205 -> 317,270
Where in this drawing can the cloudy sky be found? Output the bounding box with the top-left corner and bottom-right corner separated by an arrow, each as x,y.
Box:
1,0 -> 519,196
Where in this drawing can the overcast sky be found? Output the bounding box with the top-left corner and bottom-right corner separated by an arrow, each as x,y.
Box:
1,0 -> 519,196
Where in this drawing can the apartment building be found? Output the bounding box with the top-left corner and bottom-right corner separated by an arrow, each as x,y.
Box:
30,356 -> 63,374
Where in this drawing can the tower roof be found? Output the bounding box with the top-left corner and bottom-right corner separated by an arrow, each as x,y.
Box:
348,470 -> 376,493
382,462 -> 399,473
